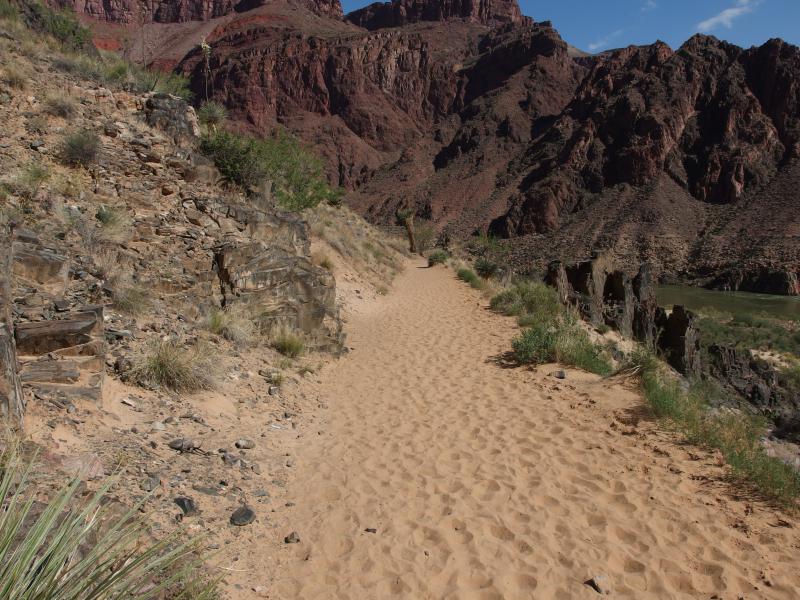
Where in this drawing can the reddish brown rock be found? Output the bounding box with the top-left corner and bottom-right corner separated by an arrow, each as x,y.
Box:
347,0 -> 526,30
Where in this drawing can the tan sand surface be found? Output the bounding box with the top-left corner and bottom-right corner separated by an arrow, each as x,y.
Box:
263,259 -> 799,599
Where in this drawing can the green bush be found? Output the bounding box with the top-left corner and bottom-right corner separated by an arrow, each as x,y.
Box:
490,281 -> 561,325
698,314 -> 800,355
200,130 -> 341,211
457,268 -> 484,290
0,0 -> 18,20
475,257 -> 499,279
512,319 -> 612,376
60,129 -> 100,167
7,161 -> 49,202
427,250 -> 449,266
0,446 -> 217,599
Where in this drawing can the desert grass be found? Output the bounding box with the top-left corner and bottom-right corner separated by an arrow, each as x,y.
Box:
206,306 -> 256,346
0,444 -> 218,599
130,340 -> 216,392
270,326 -> 305,358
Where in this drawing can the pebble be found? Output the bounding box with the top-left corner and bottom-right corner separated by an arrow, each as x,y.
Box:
284,531 -> 300,544
364,528 -> 377,534
230,506 -> 256,526
553,370 -> 567,380
174,496 -> 199,517
168,438 -> 199,453
235,438 -> 255,450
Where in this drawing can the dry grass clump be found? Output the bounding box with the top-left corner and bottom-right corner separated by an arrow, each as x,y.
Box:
270,325 -> 305,358
43,94 -> 76,118
111,282 -> 151,316
311,251 -> 334,271
4,161 -> 49,204
95,204 -> 132,244
1,64 -> 27,89
60,129 -> 100,167
206,306 -> 256,346
130,340 -> 216,392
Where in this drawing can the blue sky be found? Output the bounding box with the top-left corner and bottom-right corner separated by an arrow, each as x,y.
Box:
340,0 -> 800,52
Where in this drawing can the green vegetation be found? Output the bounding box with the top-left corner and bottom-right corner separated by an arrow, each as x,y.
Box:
474,257 -> 499,279
271,327 -> 305,358
0,446 -> 217,599
0,0 -> 17,20
5,161 -> 49,204
457,267 -> 484,290
698,313 -> 800,356
489,280 -> 612,375
60,129 -> 100,167
25,1 -> 91,51
131,340 -> 215,392
197,101 -> 228,132
200,130 -> 342,211
427,249 -> 449,266
638,366 -> 800,505
414,220 -> 436,254
490,281 -> 561,325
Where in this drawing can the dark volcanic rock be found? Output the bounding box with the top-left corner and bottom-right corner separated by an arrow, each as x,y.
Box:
230,505 -> 256,526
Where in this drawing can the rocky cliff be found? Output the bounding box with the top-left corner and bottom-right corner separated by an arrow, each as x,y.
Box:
67,0 -> 800,293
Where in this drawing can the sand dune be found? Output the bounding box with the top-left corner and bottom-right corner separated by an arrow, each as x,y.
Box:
263,259 -> 799,599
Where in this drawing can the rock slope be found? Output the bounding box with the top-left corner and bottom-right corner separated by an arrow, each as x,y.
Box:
68,0 -> 800,292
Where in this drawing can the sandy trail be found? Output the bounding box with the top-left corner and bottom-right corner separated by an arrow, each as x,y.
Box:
268,259 -> 799,599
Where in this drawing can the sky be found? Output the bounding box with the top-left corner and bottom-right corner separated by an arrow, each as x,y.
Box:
339,0 -> 800,52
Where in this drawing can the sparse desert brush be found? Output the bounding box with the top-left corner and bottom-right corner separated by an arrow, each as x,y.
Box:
0,446 -> 218,600
6,161 -> 49,203
206,306 -> 256,346
130,340 -> 216,392
0,0 -> 18,20
197,101 -> 228,132
490,280 -> 561,324
415,220 -> 436,254
1,64 -> 27,88
311,251 -> 334,271
428,249 -> 449,266
95,204 -> 132,243
43,94 -> 76,118
60,129 -> 100,167
111,282 -> 151,316
271,325 -> 305,358
512,319 -> 612,376
52,53 -> 105,82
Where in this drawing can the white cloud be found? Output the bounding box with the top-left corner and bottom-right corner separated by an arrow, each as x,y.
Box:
697,0 -> 761,32
641,0 -> 657,12
588,29 -> 625,52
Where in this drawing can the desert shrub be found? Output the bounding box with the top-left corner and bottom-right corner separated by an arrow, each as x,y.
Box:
26,2 -> 91,50
130,340 -> 215,392
457,268 -> 484,290
197,101 -> 227,132
60,129 -> 100,167
0,446 -> 217,600
200,130 -> 340,211
474,257 -> 499,279
490,280 -> 560,324
2,64 -> 28,89
271,326 -> 305,358
512,320 -> 612,376
206,307 -> 256,346
52,53 -> 105,82
43,95 -> 76,118
698,314 -> 800,356
428,249 -> 449,266
467,233 -> 502,256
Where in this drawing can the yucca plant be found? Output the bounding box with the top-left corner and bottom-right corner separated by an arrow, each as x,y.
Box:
0,447 -> 218,599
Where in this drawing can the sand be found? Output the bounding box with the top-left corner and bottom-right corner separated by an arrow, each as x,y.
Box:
257,259 -> 799,599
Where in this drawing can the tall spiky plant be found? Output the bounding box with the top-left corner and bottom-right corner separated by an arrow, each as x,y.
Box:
0,447 -> 218,599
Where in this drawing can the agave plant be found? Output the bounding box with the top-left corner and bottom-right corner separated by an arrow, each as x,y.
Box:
0,447 -> 217,599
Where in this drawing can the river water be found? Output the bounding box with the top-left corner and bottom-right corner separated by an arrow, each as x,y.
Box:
656,285 -> 800,321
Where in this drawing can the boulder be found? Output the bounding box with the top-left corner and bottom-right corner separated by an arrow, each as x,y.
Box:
141,93 -> 200,147
15,307 -> 104,355
658,306 -> 701,377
